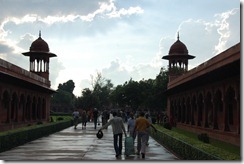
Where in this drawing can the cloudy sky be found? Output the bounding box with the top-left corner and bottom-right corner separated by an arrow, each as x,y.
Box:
0,0 -> 240,96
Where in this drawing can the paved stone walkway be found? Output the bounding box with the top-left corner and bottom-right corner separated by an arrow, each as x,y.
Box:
0,121 -> 178,161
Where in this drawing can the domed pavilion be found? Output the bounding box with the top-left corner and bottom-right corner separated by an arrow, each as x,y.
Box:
162,32 -> 195,81
22,31 -> 57,81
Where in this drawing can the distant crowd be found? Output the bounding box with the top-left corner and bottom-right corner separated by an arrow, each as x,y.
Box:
72,107 -> 170,129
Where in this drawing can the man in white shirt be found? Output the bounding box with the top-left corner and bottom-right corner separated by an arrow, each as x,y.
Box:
72,109 -> 80,129
99,111 -> 127,158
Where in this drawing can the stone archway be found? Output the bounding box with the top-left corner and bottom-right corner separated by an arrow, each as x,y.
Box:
1,90 -> 10,123
11,92 -> 18,122
197,93 -> 204,127
181,98 -> 186,123
225,86 -> 237,132
26,95 -> 31,121
42,98 -> 46,119
186,96 -> 191,124
37,97 -> 42,120
214,89 -> 223,130
32,97 -> 37,120
176,100 -> 181,122
205,92 -> 213,128
191,95 -> 197,126
20,94 -> 25,121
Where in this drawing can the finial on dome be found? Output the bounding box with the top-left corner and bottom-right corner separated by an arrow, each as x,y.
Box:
177,31 -> 179,40
39,30 -> 41,38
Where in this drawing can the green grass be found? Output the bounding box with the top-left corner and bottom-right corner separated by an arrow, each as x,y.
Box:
209,138 -> 240,155
153,124 -> 240,160
170,126 -> 240,155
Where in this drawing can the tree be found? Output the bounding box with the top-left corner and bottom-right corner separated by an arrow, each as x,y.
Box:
123,79 -> 142,110
75,72 -> 114,110
110,85 -> 126,107
151,67 -> 168,110
75,88 -> 99,110
58,80 -> 75,94
108,67 -> 168,112
92,72 -> 114,108
52,68 -> 169,114
51,80 -> 76,113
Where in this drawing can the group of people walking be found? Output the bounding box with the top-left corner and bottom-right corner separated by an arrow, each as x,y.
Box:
72,109 -> 90,129
72,108 -> 157,159
127,111 -> 156,158
72,108 -> 109,130
99,110 -> 157,159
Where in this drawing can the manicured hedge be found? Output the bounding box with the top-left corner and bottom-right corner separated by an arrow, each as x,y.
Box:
150,126 -> 240,160
0,120 -> 73,153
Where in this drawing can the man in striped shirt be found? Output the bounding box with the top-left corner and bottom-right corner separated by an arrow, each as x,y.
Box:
99,111 -> 127,158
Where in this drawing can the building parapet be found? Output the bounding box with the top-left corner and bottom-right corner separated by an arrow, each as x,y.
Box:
0,58 -> 50,87
168,43 -> 240,89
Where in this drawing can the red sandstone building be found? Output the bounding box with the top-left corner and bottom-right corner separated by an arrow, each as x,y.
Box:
0,32 -> 56,132
163,34 -> 240,146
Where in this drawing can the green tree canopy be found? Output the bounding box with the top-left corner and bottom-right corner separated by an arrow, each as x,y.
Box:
58,80 -> 75,94
51,80 -> 76,113
52,68 -> 169,114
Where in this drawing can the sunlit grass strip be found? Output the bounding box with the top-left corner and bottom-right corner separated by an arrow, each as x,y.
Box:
150,125 -> 240,160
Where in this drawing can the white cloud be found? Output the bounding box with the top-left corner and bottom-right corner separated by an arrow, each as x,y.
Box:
107,6 -> 143,18
49,58 -> 65,89
17,33 -> 36,50
0,39 -> 28,68
214,8 -> 240,54
0,0 -> 143,27
101,59 -> 131,83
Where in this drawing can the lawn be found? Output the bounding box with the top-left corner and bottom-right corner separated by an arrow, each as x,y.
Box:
170,127 -> 240,155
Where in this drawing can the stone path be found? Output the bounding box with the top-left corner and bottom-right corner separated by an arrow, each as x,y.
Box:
0,121 -> 178,161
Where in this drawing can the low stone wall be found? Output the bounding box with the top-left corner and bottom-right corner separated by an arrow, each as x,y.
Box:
0,120 -> 73,153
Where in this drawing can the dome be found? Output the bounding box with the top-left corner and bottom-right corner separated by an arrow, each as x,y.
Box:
169,39 -> 188,55
29,32 -> 50,52
162,33 -> 195,60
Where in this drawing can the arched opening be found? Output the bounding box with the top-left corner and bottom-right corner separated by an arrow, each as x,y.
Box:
37,97 -> 42,120
197,93 -> 203,127
186,97 -> 191,124
176,100 -> 181,122
225,86 -> 237,132
32,97 -> 37,120
191,95 -> 196,125
181,98 -> 186,123
26,95 -> 31,121
214,90 -> 223,130
11,92 -> 18,122
20,94 -> 25,122
42,99 -> 46,119
205,92 -> 213,128
1,90 -> 10,123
